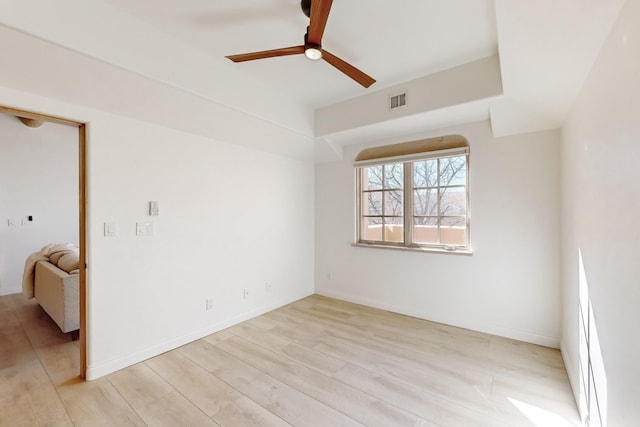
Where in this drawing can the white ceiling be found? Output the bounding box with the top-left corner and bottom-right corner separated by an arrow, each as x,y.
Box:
99,0 -> 626,148
0,0 -> 627,160
103,0 -> 498,109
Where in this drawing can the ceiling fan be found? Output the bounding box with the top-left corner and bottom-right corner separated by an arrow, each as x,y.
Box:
225,0 -> 376,88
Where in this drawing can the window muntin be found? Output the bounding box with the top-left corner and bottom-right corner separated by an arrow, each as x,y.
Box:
357,150 -> 469,252
361,162 -> 404,243
411,155 -> 467,247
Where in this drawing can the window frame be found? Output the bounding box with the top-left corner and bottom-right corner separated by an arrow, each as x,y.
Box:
359,162 -> 405,243
355,139 -> 471,254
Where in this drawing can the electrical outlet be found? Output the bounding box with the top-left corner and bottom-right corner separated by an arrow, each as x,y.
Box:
265,283 -> 271,293
206,298 -> 214,311
243,289 -> 249,299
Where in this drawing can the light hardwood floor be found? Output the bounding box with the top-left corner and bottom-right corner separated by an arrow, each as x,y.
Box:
1,293 -> 580,426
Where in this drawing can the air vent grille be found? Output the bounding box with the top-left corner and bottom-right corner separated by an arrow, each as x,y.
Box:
389,92 -> 407,110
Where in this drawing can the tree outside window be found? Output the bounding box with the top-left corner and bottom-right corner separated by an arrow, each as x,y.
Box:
357,141 -> 469,252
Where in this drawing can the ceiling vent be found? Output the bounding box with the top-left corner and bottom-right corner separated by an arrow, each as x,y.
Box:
389,91 -> 407,110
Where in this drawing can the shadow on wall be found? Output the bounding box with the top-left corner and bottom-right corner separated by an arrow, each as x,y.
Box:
578,249 -> 607,426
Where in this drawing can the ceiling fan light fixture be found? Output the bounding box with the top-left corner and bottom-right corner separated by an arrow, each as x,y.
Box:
304,42 -> 322,60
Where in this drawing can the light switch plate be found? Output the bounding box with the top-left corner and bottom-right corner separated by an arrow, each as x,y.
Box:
136,221 -> 153,236
104,222 -> 118,237
149,201 -> 159,216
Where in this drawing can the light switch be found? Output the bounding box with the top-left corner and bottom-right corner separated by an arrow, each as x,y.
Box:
149,201 -> 159,216
7,218 -> 18,227
136,221 -> 153,236
104,222 -> 118,237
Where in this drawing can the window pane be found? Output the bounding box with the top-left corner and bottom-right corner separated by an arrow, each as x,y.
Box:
364,165 -> 382,191
384,217 -> 403,243
441,217 -> 466,245
362,217 -> 382,241
413,217 -> 438,244
384,190 -> 403,216
439,156 -> 466,186
358,150 -> 469,250
439,187 -> 466,216
383,163 -> 403,189
364,191 -> 382,216
414,189 -> 438,217
413,159 -> 437,188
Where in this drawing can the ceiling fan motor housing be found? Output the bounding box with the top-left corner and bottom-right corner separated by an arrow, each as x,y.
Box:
301,0 -> 311,17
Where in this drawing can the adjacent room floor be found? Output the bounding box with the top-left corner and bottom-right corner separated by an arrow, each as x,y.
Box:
0,293 -> 580,426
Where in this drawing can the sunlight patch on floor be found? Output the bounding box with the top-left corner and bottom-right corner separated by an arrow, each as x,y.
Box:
508,397 -> 578,427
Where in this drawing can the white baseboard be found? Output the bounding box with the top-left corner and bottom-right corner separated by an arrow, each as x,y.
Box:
86,287 -> 562,380
315,288 -> 561,348
85,290 -> 313,380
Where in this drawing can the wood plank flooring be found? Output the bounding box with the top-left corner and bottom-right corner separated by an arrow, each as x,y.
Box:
0,293 -> 580,426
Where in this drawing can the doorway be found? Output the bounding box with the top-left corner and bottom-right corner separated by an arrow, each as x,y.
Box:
0,105 -> 87,378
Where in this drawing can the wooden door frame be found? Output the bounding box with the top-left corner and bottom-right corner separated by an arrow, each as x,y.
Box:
0,105 -> 88,378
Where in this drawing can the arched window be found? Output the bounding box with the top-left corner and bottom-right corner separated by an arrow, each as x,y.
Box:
355,135 -> 470,252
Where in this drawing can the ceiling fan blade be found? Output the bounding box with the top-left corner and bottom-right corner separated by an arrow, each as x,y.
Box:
308,0 -> 333,45
322,50 -> 376,88
226,45 -> 305,62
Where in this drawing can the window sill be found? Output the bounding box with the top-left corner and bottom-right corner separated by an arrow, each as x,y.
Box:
351,242 -> 473,256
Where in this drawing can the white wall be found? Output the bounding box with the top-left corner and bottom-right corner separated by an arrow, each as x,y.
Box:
0,46 -> 314,380
0,12 -> 316,378
0,113 -> 78,295
85,113 -> 314,378
315,120 -> 562,347
561,0 -> 640,424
